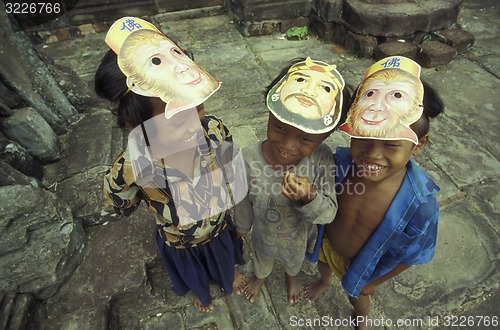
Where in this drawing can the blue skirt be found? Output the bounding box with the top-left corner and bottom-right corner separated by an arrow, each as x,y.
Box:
155,219 -> 245,306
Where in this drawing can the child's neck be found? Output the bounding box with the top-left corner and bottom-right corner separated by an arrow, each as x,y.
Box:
162,148 -> 197,178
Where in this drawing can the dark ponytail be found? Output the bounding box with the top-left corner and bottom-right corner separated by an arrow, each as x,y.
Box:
411,79 -> 444,139
422,79 -> 444,119
94,49 -> 153,128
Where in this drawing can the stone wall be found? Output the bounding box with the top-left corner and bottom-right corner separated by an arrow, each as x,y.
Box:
11,0 -> 225,32
0,2 -> 105,185
8,0 -> 474,66
226,0 -> 474,66
1,5 -> 76,187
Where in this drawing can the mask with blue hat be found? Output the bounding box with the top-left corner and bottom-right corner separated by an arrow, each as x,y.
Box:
105,16 -> 221,118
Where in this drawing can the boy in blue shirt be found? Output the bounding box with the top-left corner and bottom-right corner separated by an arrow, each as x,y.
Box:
304,56 -> 443,329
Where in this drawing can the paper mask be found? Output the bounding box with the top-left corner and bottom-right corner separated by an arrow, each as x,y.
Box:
339,56 -> 424,144
105,17 -> 221,118
266,57 -> 345,134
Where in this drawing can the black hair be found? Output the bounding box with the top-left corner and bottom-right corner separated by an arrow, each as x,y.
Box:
266,58 -> 352,130
411,79 -> 444,139
94,47 -> 196,129
94,49 -> 153,128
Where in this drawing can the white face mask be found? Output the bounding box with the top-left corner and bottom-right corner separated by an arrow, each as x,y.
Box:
340,56 -> 424,145
106,16 -> 221,117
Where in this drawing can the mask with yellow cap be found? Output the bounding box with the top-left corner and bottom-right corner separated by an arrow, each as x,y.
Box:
105,17 -> 221,118
266,57 -> 345,134
339,56 -> 424,144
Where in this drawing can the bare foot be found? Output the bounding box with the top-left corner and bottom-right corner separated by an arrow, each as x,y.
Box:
304,279 -> 331,303
193,294 -> 214,312
286,273 -> 303,304
243,276 -> 266,303
232,271 -> 246,295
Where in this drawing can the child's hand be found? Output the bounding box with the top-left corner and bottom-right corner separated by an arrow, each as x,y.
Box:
236,231 -> 245,238
360,284 -> 378,296
282,171 -> 317,204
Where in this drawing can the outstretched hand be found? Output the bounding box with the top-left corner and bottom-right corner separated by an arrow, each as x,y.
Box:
281,171 -> 317,204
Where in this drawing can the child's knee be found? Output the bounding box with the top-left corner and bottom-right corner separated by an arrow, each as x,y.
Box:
349,294 -> 371,313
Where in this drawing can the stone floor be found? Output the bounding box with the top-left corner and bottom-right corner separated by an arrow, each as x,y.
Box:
31,0 -> 499,329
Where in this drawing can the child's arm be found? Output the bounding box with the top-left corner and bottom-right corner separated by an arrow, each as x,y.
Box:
233,194 -> 253,236
284,146 -> 338,224
232,154 -> 254,236
103,150 -> 142,216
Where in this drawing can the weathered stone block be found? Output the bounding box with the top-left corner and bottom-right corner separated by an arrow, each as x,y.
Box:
309,14 -> 335,41
93,22 -> 111,33
45,61 -> 103,113
344,31 -> 378,58
67,26 -> 82,39
0,82 -> 22,109
436,28 -> 475,53
313,0 -> 344,21
67,1 -> 156,26
1,107 -> 61,162
0,185 -> 85,299
155,0 -> 222,13
0,159 -> 38,187
56,109 -> 115,180
374,41 -> 418,60
0,99 -> 13,117
417,40 -> 456,68
0,293 -> 41,330
0,12 -> 78,133
342,0 -> 462,37
245,22 -> 262,36
310,15 -> 348,48
331,22 -> 348,47
244,21 -> 281,36
43,206 -> 157,325
262,21 -> 280,35
42,305 -> 108,330
228,0 -> 312,22
0,133 -> 43,179
54,28 -> 70,42
79,23 -> 95,36
56,165 -> 112,226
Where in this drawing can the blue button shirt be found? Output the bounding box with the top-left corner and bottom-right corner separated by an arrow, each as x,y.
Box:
309,147 -> 440,298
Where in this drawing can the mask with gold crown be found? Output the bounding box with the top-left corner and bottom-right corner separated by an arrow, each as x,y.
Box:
266,57 -> 345,134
